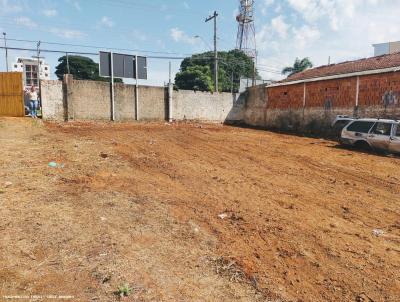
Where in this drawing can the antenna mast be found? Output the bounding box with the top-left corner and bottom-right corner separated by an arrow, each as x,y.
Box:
236,0 -> 257,60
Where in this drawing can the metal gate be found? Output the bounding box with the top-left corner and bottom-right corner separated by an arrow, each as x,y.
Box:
0,72 -> 24,117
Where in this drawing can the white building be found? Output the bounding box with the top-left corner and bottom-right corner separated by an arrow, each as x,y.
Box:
373,41 -> 400,57
12,57 -> 51,88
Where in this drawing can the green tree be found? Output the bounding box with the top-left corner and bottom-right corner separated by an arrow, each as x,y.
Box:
55,55 -> 122,82
175,49 -> 257,92
282,57 -> 313,77
175,65 -> 214,91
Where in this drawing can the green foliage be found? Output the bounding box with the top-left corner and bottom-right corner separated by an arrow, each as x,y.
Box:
55,55 -> 122,82
282,57 -> 313,77
117,284 -> 133,297
175,49 -> 257,92
175,65 -> 214,91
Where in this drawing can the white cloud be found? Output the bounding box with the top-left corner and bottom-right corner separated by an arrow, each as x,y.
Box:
293,25 -> 321,49
170,27 -> 197,45
50,28 -> 86,39
255,0 -> 399,81
271,15 -> 290,39
0,0 -> 23,14
15,17 -> 37,28
99,16 -> 114,28
43,9 -> 57,17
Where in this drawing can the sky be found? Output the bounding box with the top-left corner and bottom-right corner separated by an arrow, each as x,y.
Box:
0,0 -> 400,86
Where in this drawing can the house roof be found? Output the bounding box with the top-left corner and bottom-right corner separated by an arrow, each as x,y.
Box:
283,52 -> 400,83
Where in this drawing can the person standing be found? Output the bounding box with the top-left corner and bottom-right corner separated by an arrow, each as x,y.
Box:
27,86 -> 39,118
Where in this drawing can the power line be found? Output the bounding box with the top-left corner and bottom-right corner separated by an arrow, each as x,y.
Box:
5,37 -> 193,56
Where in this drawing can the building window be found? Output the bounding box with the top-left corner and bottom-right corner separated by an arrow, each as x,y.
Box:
44,67 -> 48,70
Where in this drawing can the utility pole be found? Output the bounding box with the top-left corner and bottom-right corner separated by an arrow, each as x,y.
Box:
2,32 -> 8,72
66,52 -> 70,74
206,11 -> 218,93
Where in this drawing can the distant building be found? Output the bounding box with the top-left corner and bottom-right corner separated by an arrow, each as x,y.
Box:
12,57 -> 50,88
373,41 -> 400,56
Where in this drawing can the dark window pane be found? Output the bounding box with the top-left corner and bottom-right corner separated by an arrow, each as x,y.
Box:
371,123 -> 392,136
396,126 -> 400,137
347,121 -> 375,133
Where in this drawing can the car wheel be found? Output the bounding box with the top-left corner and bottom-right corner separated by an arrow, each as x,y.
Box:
354,140 -> 372,152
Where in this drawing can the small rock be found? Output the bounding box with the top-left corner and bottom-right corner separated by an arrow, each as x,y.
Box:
218,213 -> 228,220
372,229 -> 384,237
4,181 -> 12,188
100,153 -> 108,159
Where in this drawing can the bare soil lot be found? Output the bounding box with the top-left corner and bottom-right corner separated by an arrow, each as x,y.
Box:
0,118 -> 399,302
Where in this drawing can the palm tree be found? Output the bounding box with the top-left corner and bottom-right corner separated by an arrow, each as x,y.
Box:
282,57 -> 313,77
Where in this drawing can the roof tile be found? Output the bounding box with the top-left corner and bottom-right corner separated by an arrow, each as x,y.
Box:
282,52 -> 400,83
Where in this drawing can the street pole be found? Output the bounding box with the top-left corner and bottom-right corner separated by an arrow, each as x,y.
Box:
66,52 -> 70,74
206,11 -> 218,93
3,32 -> 8,72
37,41 -> 41,105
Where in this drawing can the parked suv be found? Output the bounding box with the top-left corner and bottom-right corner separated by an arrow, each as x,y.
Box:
340,118 -> 400,154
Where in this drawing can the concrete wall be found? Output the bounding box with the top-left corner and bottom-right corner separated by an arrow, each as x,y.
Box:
41,75 -> 241,123
41,80 -> 64,120
69,80 -> 112,120
172,90 -> 242,122
138,86 -> 166,121
243,70 -> 400,136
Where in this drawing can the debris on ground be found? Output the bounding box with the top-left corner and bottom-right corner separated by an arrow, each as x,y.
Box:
218,213 -> 228,220
4,181 -> 12,188
372,229 -> 384,237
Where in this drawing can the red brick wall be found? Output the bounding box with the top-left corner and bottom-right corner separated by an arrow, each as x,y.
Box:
305,77 -> 357,108
358,72 -> 400,106
266,71 -> 400,109
266,83 -> 304,109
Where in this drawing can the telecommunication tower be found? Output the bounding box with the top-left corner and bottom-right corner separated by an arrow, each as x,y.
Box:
236,0 -> 257,60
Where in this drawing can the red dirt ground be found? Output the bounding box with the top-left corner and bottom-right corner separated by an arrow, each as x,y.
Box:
0,118 -> 399,301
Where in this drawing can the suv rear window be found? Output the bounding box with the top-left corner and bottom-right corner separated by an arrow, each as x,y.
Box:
346,121 -> 375,133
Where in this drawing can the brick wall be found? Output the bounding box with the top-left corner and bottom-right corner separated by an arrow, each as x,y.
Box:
267,83 -> 304,109
265,71 -> 400,110
243,70 -> 400,136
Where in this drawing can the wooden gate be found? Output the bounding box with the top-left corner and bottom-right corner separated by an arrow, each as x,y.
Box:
0,72 -> 24,117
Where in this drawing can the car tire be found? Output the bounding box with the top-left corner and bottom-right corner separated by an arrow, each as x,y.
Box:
354,140 -> 372,152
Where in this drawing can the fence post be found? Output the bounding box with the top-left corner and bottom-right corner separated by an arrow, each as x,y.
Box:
110,52 -> 115,121
168,61 -> 173,122
135,55 -> 139,121
63,74 -> 73,121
